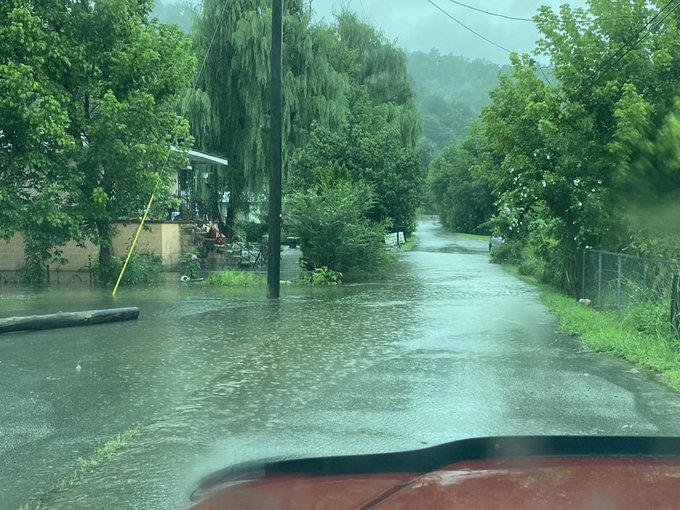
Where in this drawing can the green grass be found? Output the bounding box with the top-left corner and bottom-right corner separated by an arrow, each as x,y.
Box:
498,263 -> 680,390
400,234 -> 417,251
20,424 -> 143,509
457,232 -> 489,241
204,270 -> 266,287
540,287 -> 680,390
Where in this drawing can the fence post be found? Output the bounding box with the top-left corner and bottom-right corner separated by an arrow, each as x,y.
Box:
581,249 -> 586,299
616,254 -> 622,319
671,274 -> 679,336
597,251 -> 602,308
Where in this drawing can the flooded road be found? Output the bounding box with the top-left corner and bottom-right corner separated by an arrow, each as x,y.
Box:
4,221 -> 680,509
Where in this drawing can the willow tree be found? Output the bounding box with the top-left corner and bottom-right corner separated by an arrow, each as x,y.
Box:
332,11 -> 421,148
191,0 -> 351,230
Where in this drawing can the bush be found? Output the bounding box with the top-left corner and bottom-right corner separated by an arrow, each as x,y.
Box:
20,257 -> 47,285
489,241 -> 521,264
623,302 -> 672,338
180,250 -> 201,279
300,266 -> 342,285
20,244 -> 68,284
94,251 -> 164,285
285,174 -> 394,274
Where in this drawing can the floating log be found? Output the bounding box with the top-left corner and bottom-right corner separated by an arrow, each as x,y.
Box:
0,307 -> 140,334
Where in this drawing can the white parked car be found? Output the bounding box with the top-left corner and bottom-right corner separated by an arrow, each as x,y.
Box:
489,235 -> 504,253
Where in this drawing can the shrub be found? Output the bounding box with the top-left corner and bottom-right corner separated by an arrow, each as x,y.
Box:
180,250 -> 201,279
285,175 -> 393,274
623,302 -> 672,338
94,251 -> 164,285
489,240 -> 521,264
300,266 -> 342,285
20,244 -> 68,284
20,257 -> 47,285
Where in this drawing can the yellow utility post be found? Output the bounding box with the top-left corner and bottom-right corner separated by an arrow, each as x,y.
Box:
112,193 -> 155,296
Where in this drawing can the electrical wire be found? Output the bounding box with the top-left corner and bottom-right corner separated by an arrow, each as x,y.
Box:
187,0 -> 230,115
425,0 -> 514,54
447,0 -> 533,22
427,0 -> 555,86
574,0 -> 677,96
536,64 -> 553,87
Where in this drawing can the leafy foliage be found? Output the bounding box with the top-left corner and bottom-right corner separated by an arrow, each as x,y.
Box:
180,250 -> 201,279
191,0 -> 353,229
299,266 -> 342,285
191,5 -> 423,249
457,0 -> 680,292
204,270 -> 266,287
0,0 -> 194,281
426,120 -> 494,234
285,172 -> 393,274
289,94 -> 423,234
93,251 -> 164,286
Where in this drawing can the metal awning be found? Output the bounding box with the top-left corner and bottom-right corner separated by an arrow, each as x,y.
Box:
171,146 -> 229,167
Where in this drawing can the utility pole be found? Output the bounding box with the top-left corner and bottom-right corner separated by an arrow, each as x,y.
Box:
267,0 -> 283,299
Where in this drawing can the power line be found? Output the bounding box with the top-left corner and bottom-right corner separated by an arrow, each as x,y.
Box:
535,62 -> 554,87
574,0 -> 677,96
187,0 -> 230,113
425,0 -> 514,54
447,0 -> 533,22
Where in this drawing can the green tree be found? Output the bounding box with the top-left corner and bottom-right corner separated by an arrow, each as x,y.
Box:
69,1 -> 194,281
0,0 -> 81,281
1,0 -> 195,281
289,93 -> 424,234
474,0 -> 680,290
427,121 -> 494,234
332,11 -> 421,149
419,94 -> 474,152
190,0 -> 351,230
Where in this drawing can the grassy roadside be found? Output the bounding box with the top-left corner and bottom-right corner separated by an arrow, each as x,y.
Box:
502,265 -> 680,391
204,270 -> 266,286
20,424 -> 143,510
400,234 -> 417,251
457,232 -> 488,241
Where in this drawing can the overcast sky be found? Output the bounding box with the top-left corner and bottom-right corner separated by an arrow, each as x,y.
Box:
308,0 -> 588,64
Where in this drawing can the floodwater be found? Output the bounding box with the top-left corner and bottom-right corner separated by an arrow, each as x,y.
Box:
4,221 -> 680,509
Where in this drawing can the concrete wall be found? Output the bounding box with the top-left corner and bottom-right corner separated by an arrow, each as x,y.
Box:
0,221 -> 185,272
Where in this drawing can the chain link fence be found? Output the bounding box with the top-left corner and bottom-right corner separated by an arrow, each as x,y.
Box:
581,249 -> 680,331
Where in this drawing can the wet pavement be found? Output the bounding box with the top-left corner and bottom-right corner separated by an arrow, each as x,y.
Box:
4,220 -> 680,509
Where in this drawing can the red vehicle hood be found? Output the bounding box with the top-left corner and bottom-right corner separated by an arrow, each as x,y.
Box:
189,436 -> 680,510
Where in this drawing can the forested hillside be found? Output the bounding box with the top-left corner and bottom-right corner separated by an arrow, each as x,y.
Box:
407,50 -> 509,152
